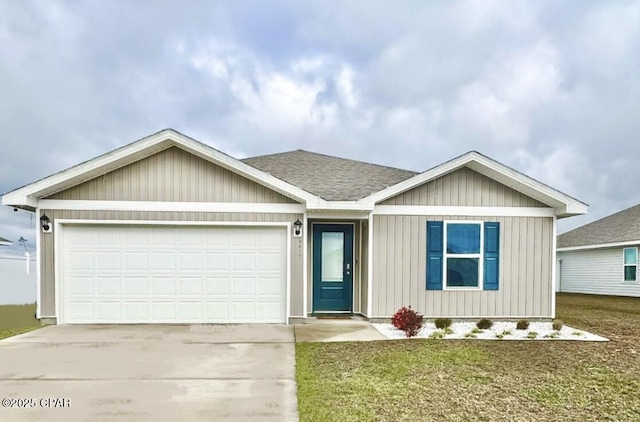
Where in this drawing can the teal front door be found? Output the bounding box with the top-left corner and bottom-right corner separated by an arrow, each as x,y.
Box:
312,224 -> 353,313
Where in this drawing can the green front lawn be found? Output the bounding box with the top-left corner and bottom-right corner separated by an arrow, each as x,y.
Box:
0,303 -> 40,340
296,294 -> 640,421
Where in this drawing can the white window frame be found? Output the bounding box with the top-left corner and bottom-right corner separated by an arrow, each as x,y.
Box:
623,247 -> 638,282
443,221 -> 484,291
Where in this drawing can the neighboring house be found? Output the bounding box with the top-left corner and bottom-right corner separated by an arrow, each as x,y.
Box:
1,129 -> 587,325
0,236 -> 12,246
557,204 -> 640,297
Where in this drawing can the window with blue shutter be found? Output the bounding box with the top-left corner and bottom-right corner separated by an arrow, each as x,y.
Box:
426,221 -> 500,291
426,221 -> 443,290
483,222 -> 500,290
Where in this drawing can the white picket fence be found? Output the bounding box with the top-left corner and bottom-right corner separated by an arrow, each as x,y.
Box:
0,253 -> 37,305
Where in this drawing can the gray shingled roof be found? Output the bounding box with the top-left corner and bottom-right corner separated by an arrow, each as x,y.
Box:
558,204 -> 640,248
242,150 -> 418,201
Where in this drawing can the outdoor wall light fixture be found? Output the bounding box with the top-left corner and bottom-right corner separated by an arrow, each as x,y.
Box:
40,214 -> 52,233
293,219 -> 303,237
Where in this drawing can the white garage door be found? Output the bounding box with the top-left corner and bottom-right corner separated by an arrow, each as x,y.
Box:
60,224 -> 287,324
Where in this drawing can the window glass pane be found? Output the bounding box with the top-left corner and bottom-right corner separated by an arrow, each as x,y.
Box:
624,248 -> 637,265
624,266 -> 637,282
447,258 -> 479,287
322,232 -> 344,282
447,224 -> 480,254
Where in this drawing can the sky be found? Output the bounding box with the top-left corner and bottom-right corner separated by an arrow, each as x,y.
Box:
1,0 -> 640,255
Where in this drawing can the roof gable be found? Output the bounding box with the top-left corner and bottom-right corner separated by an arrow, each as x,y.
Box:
381,167 -> 547,207
360,151 -> 587,218
2,129 -> 320,210
558,204 -> 640,249
243,150 -> 417,201
46,146 -> 298,204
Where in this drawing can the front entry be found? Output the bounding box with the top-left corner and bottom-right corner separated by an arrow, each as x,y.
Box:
312,224 -> 354,313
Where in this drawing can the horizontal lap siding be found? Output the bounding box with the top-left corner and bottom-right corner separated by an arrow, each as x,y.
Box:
380,167 -> 546,207
372,215 -> 553,318
39,211 -> 304,318
45,147 -> 297,203
559,247 -> 640,297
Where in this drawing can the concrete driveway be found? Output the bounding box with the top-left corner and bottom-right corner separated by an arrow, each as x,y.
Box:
0,324 -> 298,422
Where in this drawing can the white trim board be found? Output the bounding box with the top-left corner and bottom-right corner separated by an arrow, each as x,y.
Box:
38,199 -> 304,214
372,205 -> 555,217
557,240 -> 640,252
53,219 -> 293,324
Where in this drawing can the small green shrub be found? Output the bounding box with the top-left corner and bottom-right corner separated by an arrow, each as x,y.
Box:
516,319 -> 529,330
552,319 -> 564,331
527,331 -> 538,339
496,333 -> 505,339
471,328 -> 483,334
544,331 -> 560,339
464,332 -> 477,338
443,326 -> 454,335
571,331 -> 583,337
429,330 -> 444,339
434,318 -> 452,329
476,318 -> 493,330
391,306 -> 424,338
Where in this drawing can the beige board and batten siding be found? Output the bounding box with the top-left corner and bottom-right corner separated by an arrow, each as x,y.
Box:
360,219 -> 369,316
371,215 -> 553,318
558,247 -> 640,297
381,167 -> 547,207
45,146 -> 298,204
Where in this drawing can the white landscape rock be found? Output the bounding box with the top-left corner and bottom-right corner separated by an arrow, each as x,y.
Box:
372,321 -> 609,342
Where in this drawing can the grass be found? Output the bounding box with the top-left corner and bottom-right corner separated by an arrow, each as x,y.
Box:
0,303 -> 40,340
296,294 -> 640,421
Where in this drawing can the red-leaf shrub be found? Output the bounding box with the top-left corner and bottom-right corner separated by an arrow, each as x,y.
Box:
391,306 -> 424,337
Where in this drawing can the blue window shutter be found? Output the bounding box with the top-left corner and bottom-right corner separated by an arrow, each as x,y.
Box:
484,222 -> 500,291
426,221 -> 443,290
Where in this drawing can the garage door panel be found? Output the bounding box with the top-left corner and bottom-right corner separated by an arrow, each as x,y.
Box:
96,252 -> 121,270
124,252 -> 148,270
96,230 -> 120,246
69,302 -> 92,320
69,277 -> 93,295
96,277 -> 121,295
205,277 -> 229,295
124,302 -> 148,320
69,252 -> 93,270
205,302 -> 229,319
123,229 -> 148,246
151,252 -> 175,270
62,225 -> 287,324
205,253 -> 229,270
178,253 -> 202,270
232,253 -> 256,271
178,277 -> 202,295
124,277 -> 148,295
178,302 -> 202,319
152,277 -> 175,295
151,302 -> 175,320
95,302 -> 121,321
232,277 -> 256,295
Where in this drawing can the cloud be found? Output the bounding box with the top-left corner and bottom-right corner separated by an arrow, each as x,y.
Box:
1,0 -> 640,243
